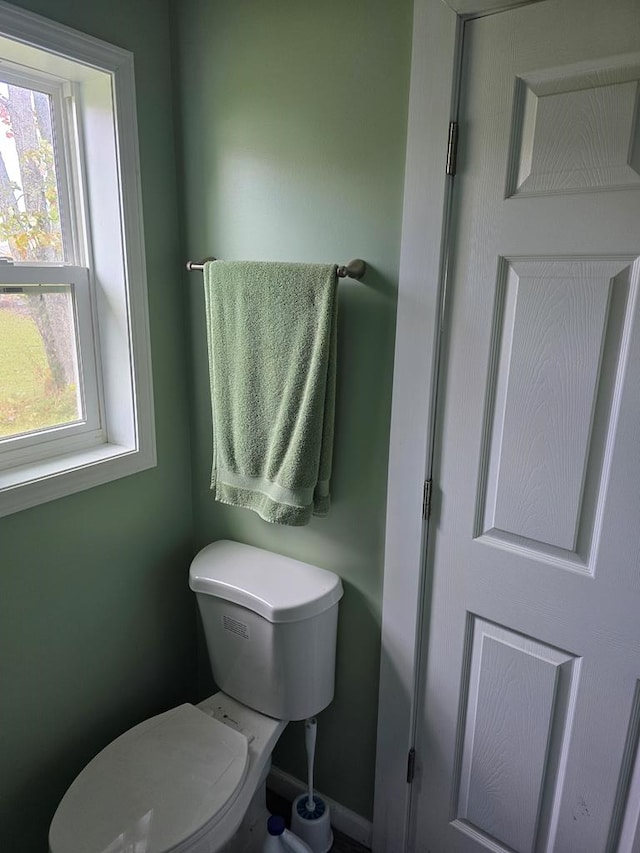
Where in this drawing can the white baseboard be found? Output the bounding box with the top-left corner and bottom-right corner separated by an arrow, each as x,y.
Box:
267,766 -> 372,849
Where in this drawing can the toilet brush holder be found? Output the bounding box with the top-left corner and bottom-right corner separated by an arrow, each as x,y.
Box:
291,793 -> 333,853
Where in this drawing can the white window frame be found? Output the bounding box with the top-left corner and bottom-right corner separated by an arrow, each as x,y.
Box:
0,1 -> 156,517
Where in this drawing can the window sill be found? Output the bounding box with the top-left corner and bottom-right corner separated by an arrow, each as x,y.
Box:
0,439 -> 156,517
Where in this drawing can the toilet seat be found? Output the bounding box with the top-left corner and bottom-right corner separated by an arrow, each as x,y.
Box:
49,703 -> 250,853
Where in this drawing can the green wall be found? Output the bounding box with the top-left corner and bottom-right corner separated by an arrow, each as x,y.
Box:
173,0 -> 412,819
0,1 -> 195,850
1,1 -> 413,844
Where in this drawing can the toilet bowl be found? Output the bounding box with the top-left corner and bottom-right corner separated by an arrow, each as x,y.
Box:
49,541 -> 343,853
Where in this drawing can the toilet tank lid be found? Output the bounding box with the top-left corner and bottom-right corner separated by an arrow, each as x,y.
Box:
189,540 -> 343,623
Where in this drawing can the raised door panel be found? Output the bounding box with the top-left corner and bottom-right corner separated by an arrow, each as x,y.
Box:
454,618 -> 578,853
479,258 -> 638,569
508,55 -> 640,197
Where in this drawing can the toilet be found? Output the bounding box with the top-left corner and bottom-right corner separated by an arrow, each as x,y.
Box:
49,540 -> 343,853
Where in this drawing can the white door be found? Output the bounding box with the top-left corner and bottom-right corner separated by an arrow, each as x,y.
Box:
411,1 -> 640,851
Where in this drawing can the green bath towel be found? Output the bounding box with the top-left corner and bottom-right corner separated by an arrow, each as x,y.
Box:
203,260 -> 338,526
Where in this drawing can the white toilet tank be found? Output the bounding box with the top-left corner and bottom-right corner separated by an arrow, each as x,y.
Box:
189,541 -> 343,721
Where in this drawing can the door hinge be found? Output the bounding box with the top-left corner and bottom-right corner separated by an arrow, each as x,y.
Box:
422,479 -> 433,520
406,747 -> 416,783
446,121 -> 458,176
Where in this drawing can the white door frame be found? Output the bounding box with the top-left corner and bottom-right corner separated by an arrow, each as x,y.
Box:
372,1 -> 543,850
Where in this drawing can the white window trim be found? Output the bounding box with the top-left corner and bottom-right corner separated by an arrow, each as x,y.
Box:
0,1 -> 156,517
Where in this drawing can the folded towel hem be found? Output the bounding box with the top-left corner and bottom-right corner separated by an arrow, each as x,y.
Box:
215,468 -> 315,508
214,481 -> 314,526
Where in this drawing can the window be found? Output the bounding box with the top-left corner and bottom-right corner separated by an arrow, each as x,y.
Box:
0,3 -> 155,517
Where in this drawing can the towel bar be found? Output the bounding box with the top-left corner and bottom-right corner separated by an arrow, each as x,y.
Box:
185,257 -> 367,281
